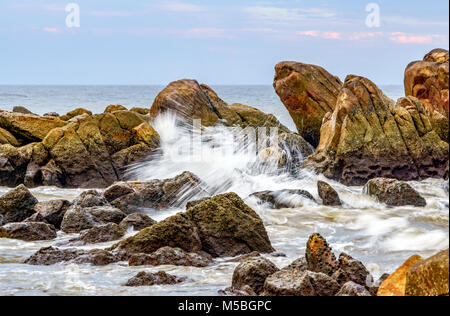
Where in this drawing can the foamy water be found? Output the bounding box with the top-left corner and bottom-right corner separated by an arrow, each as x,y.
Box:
0,111 -> 448,296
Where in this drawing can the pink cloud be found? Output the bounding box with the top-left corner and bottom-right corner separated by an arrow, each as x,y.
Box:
322,32 -> 341,40
43,27 -> 62,34
389,32 -> 445,44
297,30 -> 320,37
349,32 -> 383,41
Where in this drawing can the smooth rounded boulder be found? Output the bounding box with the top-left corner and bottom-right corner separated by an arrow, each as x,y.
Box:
0,184 -> 38,223
364,178 -> 426,207
231,257 -> 279,295
0,222 -> 57,241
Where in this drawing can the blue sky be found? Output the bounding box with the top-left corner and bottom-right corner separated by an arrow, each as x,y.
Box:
0,0 -> 448,85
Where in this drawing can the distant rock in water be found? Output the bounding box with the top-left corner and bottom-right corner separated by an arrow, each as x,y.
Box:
304,75 -> 449,186
125,271 -> 186,287
364,178 -> 427,207
249,189 -> 315,209
317,181 -> 342,206
273,62 -> 343,147
13,106 -> 35,115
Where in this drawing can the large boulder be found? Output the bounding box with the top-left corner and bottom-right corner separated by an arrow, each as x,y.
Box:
0,184 -> 38,223
304,75 -> 449,186
264,269 -> 340,296
317,181 -> 342,206
185,193 -> 275,257
364,178 -> 427,207
404,49 -> 449,118
25,199 -> 71,229
273,62 -> 343,147
60,206 -> 126,233
405,249 -> 449,296
0,222 -> 57,241
125,271 -> 185,287
377,254 -> 424,296
231,257 -> 279,295
332,253 -> 372,288
128,246 -> 212,267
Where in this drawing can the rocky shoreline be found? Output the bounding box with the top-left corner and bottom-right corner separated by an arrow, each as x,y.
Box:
1,48 -> 449,296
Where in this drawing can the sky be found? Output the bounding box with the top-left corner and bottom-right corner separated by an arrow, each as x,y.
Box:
0,0 -> 448,85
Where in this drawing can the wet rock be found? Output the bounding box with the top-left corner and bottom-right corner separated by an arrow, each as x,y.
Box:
304,75 -> 449,186
73,190 -> 109,208
0,184 -> 38,223
332,253 -> 372,287
60,206 -> 126,233
0,214 -> 3,226
69,223 -> 126,245
125,271 -> 185,287
336,281 -> 372,296
404,48 -> 449,118
369,273 -> 390,296
264,269 -> 340,296
0,222 -> 57,241
129,246 -> 212,267
226,251 -> 261,263
219,285 -> 258,297
185,192 -> 275,257
119,213 -> 156,231
364,178 -> 426,207
24,246 -> 118,266
377,254 -> 424,296
25,199 -> 71,229
186,197 -> 210,210
273,62 -> 343,147
231,257 -> 279,295
277,132 -> 315,166
104,105 -> 127,113
111,213 -> 202,257
250,189 -> 315,209
282,257 -> 308,272
305,233 -> 339,276
405,249 -> 449,296
317,181 -> 342,206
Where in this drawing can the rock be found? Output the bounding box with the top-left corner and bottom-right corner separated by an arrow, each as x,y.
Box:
104,105 -> 127,113
60,206 -> 126,233
68,223 -> 126,245
129,246 -> 212,267
277,132 -> 315,164
111,213 -> 202,257
185,197 -> 210,210
0,184 -> 38,223
231,257 -> 279,295
226,251 -> 261,263
377,254 -> 424,296
304,75 -> 449,185
282,257 -> 308,272
130,107 -> 149,115
0,214 -> 3,226
60,108 -> 92,121
24,246 -> 118,266
404,49 -> 449,118
43,112 -> 59,117
219,286 -> 258,297
336,281 -> 372,296
0,222 -> 57,241
250,189 -> 315,209
264,269 -> 340,296
12,106 -> 34,115
317,181 -> 342,206
73,190 -> 109,208
0,127 -> 19,146
119,213 -> 156,231
104,171 -> 203,213
364,178 -> 426,207
273,62 -> 343,147
227,103 -> 290,131
0,111 -> 67,143
332,253 -> 372,287
185,192 -> 275,257
125,271 -> 185,287
26,199 -> 71,229
305,233 -> 339,276
405,249 -> 449,296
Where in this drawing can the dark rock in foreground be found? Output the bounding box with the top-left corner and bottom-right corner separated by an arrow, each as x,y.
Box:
0,222 -> 57,241
335,281 -> 371,296
317,181 -> 342,206
26,199 -> 71,229
305,233 -> 339,276
231,257 -> 279,295
0,184 -> 38,224
68,223 -> 126,245
364,178 -> 427,207
60,205 -> 126,233
125,271 -> 185,287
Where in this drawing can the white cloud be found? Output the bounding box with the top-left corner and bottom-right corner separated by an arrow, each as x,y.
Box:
159,2 -> 207,12
245,6 -> 336,22
384,16 -> 449,28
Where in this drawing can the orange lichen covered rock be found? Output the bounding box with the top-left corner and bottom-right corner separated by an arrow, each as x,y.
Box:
305,233 -> 339,276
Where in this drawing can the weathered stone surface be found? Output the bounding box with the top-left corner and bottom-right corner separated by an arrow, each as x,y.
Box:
305,233 -> 339,276
0,184 -> 38,223
332,253 -> 372,287
250,189 -> 315,209
60,206 -> 126,233
68,223 -> 126,245
264,269 -> 340,296
26,199 -> 71,229
377,254 -> 424,296
304,75 -> 449,185
13,106 -> 34,115
119,213 -> 156,231
0,127 -> 19,146
231,257 -> 279,295
0,222 -> 57,241
404,48 -> 449,118
104,105 -> 127,113
273,62 -> 343,147
25,246 -> 118,266
74,190 -> 109,208
60,108 -> 92,121
405,249 -> 449,296
317,181 -> 342,206
129,246 -> 212,267
185,193 -> 275,257
336,281 -> 372,296
111,213 -> 202,257
364,178 -> 426,207
282,257 -> 308,272
125,271 -> 185,287
227,103 -> 290,131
